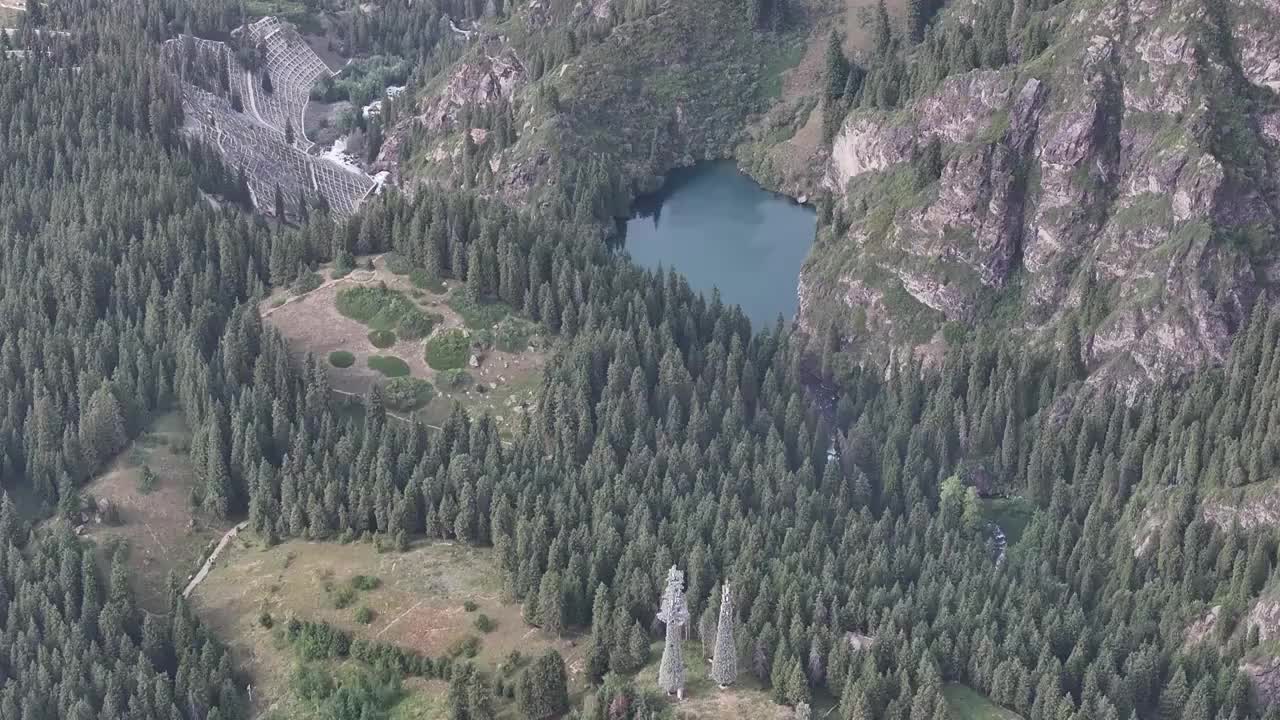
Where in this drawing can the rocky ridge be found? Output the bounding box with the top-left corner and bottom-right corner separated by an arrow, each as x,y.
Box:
795,0 -> 1280,388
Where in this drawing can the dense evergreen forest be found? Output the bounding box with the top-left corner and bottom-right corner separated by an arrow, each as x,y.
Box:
2,1 -> 1279,719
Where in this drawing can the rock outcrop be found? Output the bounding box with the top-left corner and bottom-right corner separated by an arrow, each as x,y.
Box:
800,0 -> 1280,386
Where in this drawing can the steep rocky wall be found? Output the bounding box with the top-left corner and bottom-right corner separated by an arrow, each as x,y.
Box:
801,0 -> 1280,386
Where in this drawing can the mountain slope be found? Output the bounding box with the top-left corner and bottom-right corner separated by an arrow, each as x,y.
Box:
794,0 -> 1280,389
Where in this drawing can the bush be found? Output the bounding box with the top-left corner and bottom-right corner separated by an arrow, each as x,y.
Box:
463,600 -> 478,612
329,350 -> 355,368
409,269 -> 446,293
368,329 -> 397,348
437,368 -> 472,389
446,634 -> 481,659
259,611 -> 274,629
474,614 -> 496,633
381,377 -> 434,411
447,290 -> 511,329
351,575 -> 382,591
425,329 -> 470,371
336,285 -> 428,332
494,317 -> 536,352
383,252 -> 413,275
397,312 -> 438,340
367,355 -> 411,377
355,606 -> 375,624
292,272 -> 323,294
333,586 -> 357,609
138,466 -> 158,494
292,664 -> 334,701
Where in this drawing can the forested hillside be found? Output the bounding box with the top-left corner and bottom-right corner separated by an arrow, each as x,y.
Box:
2,1 -> 1280,720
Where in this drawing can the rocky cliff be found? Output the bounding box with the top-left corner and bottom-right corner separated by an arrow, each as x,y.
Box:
796,0 -> 1280,388
377,0 -> 797,212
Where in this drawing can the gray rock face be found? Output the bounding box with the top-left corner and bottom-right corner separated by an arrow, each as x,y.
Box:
802,0 -> 1280,386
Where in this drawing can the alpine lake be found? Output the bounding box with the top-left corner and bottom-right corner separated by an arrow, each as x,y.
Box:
620,161 -> 817,329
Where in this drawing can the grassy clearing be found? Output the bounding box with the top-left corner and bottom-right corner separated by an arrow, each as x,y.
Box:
424,329 -> 470,371
380,377 -> 435,412
447,291 -> 511,330
78,411 -> 224,612
329,350 -> 355,368
943,684 -> 1024,720
368,355 -> 411,377
191,538 -> 586,720
623,640 -> 792,720
978,497 -> 1035,545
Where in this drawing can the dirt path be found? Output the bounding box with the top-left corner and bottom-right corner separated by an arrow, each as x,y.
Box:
184,521 -> 248,598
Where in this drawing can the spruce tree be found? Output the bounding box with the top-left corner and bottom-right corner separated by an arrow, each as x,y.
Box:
710,582 -> 738,688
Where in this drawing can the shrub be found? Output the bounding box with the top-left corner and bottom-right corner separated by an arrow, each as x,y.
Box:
329,350 -> 355,368
292,664 -> 334,701
410,269 -> 446,293
292,272 -> 323,294
355,606 -> 375,624
494,317 -> 536,352
447,290 -> 511,329
396,312 -> 438,340
437,368 -> 472,389
383,252 -> 413,275
336,285 -> 427,332
381,377 -> 434,411
367,355 -> 411,377
259,611 -> 274,629
463,600 -> 478,612
446,634 -> 481,659
425,329 -> 470,370
474,614 -> 496,633
138,466 -> 158,494
350,575 -> 382,591
368,329 -> 397,348
333,586 -> 357,609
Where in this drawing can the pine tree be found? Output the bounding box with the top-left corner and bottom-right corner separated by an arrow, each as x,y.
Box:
80,382 -> 127,471
906,0 -> 927,42
824,31 -> 848,100
518,650 -> 569,720
872,0 -> 892,58
710,583 -> 738,688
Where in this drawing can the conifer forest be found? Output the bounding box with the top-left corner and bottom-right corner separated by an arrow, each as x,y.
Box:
2,0 -> 1280,719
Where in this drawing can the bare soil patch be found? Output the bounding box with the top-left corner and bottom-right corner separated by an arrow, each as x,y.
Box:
263,255 -> 547,435
79,411 -> 226,612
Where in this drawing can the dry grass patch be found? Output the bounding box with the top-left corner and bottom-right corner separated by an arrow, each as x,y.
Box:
78,411 -> 226,611
191,537 -> 587,718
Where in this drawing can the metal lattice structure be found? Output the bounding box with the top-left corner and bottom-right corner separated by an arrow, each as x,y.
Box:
163,22 -> 376,221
